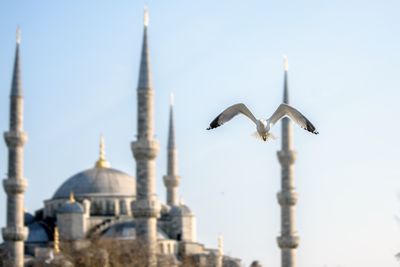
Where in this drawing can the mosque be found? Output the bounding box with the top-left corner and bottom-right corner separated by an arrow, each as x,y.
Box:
0,8 -> 257,267
0,6 -> 302,267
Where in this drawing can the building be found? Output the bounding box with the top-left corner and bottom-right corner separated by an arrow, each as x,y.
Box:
0,9 -> 248,267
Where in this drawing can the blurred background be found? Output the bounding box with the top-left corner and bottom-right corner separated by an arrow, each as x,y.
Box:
1,0 -> 400,266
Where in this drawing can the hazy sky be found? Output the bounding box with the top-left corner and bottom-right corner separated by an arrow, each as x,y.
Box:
1,1 -> 400,266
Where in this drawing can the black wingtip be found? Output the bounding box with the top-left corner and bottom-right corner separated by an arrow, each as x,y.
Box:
207,115 -> 222,130
304,120 -> 319,135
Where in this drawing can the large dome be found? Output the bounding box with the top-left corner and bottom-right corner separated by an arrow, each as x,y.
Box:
53,167 -> 135,199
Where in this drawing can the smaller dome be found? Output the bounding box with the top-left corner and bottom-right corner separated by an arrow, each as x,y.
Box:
24,212 -> 35,225
58,196 -> 84,214
169,204 -> 193,217
26,222 -> 50,243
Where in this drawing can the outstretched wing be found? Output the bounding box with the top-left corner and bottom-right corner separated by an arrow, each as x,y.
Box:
207,103 -> 257,130
268,103 -> 319,134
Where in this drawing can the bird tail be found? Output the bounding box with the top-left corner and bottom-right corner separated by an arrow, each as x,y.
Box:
252,132 -> 262,140
252,132 -> 278,141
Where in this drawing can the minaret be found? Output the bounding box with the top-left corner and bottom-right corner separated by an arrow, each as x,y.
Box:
276,56 -> 299,267
217,234 -> 224,267
2,27 -> 29,267
163,93 -> 181,206
130,7 -> 160,267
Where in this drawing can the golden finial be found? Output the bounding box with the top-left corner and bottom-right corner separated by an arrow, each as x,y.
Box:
283,55 -> 289,71
95,135 -> 111,168
170,92 -> 175,107
69,191 -> 75,203
16,26 -> 21,44
54,227 -> 60,254
218,234 -> 224,255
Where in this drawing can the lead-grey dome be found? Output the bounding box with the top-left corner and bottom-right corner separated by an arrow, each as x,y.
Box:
58,201 -> 84,214
53,167 -> 135,199
102,221 -> 169,240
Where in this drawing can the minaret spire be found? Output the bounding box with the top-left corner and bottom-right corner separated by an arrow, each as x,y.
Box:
131,6 -> 160,267
138,6 -> 152,93
2,27 -> 29,267
277,56 -> 299,267
11,27 -> 23,97
283,55 -> 289,104
163,93 -> 181,206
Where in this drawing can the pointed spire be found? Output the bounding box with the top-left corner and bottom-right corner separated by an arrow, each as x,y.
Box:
283,55 -> 289,104
11,27 -> 23,97
168,93 -> 176,149
95,135 -> 111,168
138,6 -> 152,90
69,192 -> 75,203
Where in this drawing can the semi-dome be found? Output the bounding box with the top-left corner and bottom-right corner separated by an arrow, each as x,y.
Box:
102,221 -> 169,240
52,137 -> 135,199
26,222 -> 51,243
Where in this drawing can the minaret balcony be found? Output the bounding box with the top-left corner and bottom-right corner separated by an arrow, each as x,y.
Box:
3,178 -> 28,194
2,226 -> 28,241
163,175 -> 180,187
277,234 -> 300,249
277,191 -> 298,206
131,198 -> 161,218
4,131 -> 27,147
131,139 -> 159,160
277,150 -> 297,165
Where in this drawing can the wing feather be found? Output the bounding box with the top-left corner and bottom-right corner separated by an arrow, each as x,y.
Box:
207,103 -> 257,130
268,104 -> 319,134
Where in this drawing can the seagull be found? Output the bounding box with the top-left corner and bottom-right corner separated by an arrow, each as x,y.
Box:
207,103 -> 318,141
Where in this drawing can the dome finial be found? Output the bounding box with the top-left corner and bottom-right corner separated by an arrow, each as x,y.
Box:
54,227 -> 60,254
95,135 -> 111,168
69,191 -> 75,203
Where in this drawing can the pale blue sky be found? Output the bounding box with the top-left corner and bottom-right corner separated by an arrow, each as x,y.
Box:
1,1 -> 400,266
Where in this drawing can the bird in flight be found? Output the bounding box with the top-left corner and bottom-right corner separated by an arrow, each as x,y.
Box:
207,103 -> 318,141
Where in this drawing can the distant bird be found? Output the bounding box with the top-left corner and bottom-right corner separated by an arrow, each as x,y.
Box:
207,103 -> 318,141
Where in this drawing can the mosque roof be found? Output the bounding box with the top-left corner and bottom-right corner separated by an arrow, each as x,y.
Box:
52,136 -> 135,199
58,201 -> 84,214
26,222 -> 51,243
101,221 -> 169,240
53,167 -> 135,199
